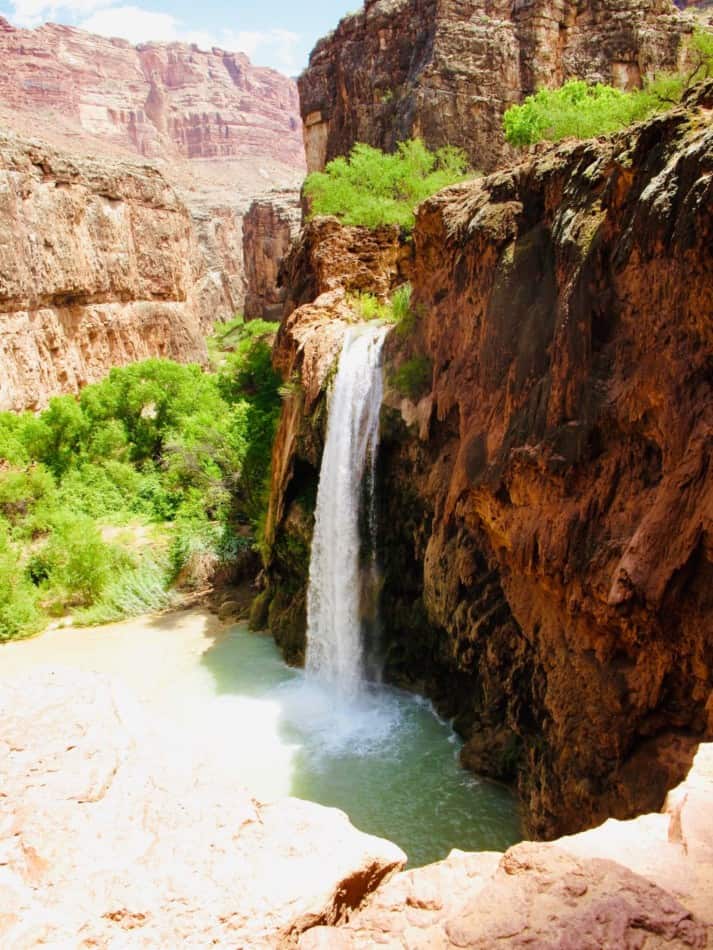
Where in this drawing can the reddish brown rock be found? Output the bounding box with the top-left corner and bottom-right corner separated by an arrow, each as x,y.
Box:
244,190 -> 302,320
0,129 -> 213,411
0,668 -> 405,947
299,0 -> 694,173
265,85 -> 713,838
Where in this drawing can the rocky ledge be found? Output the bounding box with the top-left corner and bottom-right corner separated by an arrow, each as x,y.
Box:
303,744 -> 713,947
1,667 -> 711,947
0,668 -> 405,948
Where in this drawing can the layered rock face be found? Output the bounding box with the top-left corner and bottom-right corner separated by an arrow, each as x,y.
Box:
243,191 -> 302,320
0,131 -> 208,411
265,86 -> 713,837
0,17 -> 306,348
299,0 -> 693,173
0,17 -> 303,167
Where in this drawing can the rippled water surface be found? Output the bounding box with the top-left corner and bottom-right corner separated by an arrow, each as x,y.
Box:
204,625 -> 521,866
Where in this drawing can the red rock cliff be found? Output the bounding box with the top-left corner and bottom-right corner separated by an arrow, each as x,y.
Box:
299,0 -> 694,173
265,84 -> 713,838
0,17 -> 306,335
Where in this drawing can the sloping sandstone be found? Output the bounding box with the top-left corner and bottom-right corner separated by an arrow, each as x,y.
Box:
0,668 -> 405,948
299,0 -> 695,173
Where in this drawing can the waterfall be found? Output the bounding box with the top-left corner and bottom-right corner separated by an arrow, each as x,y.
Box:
306,323 -> 388,695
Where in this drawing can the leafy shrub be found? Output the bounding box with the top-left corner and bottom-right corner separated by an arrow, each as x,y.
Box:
350,283 -> 420,337
0,527 -> 41,641
504,29 -> 713,147
32,512 -> 128,608
304,139 -> 470,231
391,357 -> 432,399
0,321 -> 283,636
77,554 -> 172,626
503,81 -> 661,147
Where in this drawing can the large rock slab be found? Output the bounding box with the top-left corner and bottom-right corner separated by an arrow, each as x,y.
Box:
0,668 -> 405,948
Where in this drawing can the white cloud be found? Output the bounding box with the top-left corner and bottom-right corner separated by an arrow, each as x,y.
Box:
10,0 -> 113,28
80,5 -> 302,72
6,0 -> 303,72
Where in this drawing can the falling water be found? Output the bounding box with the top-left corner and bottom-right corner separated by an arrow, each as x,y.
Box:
306,323 -> 389,695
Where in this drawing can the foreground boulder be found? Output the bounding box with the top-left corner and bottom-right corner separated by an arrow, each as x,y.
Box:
0,669 -> 405,948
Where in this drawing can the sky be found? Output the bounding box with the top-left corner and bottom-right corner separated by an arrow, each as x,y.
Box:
0,0 -> 357,74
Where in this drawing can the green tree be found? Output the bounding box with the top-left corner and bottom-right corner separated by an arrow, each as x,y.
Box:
304,139 -> 470,231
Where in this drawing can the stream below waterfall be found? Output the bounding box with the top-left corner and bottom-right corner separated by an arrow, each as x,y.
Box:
2,612 -> 521,868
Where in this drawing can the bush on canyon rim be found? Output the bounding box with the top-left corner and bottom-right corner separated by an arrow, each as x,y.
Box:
504,28 -> 713,147
0,318 -> 280,638
304,139 -> 470,231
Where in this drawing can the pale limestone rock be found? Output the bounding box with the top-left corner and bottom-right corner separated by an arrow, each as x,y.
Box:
0,668 -> 405,948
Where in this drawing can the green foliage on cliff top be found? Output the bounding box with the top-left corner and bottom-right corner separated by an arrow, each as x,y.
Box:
304,139 -> 470,231
0,318 -> 280,641
504,28 -> 713,147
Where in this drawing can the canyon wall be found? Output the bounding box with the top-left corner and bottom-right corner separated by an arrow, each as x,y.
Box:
299,0 -> 695,173
243,191 -> 302,320
0,17 -> 306,344
264,84 -> 713,838
0,131 -> 208,411
0,17 -> 303,167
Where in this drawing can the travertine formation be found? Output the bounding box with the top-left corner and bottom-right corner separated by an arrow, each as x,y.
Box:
0,667 -> 405,948
299,0 -> 695,173
243,190 -> 302,320
0,131 -> 208,411
264,83 -> 713,837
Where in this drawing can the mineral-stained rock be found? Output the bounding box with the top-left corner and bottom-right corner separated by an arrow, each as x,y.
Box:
299,744 -> 713,948
266,84 -> 713,838
244,190 -> 303,320
0,668 -> 405,948
0,130 -> 211,411
299,0 -> 694,173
